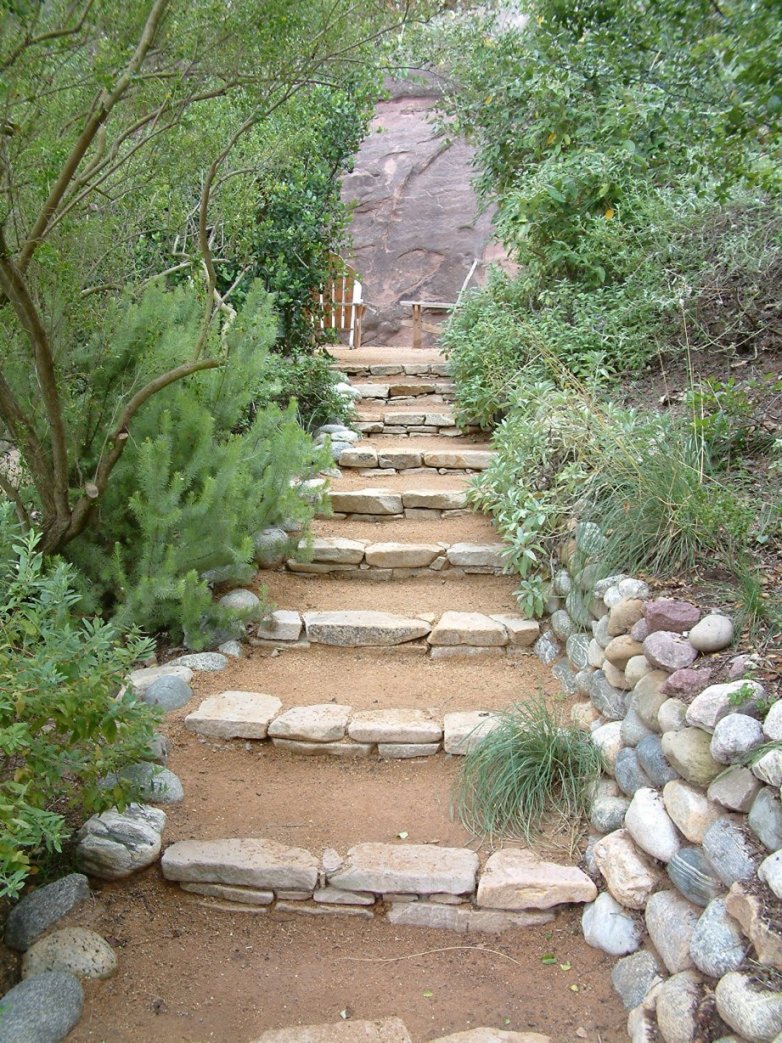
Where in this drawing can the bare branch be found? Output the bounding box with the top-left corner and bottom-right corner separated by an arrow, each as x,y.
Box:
0,227 -> 70,526
0,470 -> 31,530
1,0 -> 96,73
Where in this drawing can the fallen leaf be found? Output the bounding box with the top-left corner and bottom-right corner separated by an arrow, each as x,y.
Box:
570,984 -> 580,992
560,961 -> 572,971
422,989 -> 433,999
541,954 -> 557,965
397,831 -> 408,839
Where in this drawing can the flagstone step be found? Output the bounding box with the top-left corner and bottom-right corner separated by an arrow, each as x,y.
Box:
162,836 -> 592,941
271,538 -> 507,578
323,486 -> 470,519
349,380 -> 455,400
338,446 -> 494,472
246,608 -> 539,654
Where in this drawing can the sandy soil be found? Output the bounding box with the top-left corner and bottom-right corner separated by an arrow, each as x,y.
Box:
331,471 -> 470,492
256,572 -> 522,616
331,345 -> 447,367
311,514 -> 500,544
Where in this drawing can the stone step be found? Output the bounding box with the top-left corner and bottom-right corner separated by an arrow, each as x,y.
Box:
264,538 -> 507,579
247,608 -> 539,656
349,380 -> 455,400
252,1018 -> 413,1043
324,486 -> 470,520
162,835 -> 591,943
338,446 -> 493,472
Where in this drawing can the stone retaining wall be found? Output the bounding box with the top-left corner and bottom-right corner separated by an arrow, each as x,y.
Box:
160,838 -> 596,936
355,413 -> 478,438
323,486 -> 470,519
337,362 -> 450,379
337,447 -> 493,472
537,529 -> 782,1042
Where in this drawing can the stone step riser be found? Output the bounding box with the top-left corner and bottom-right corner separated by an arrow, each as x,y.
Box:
162,838 -> 593,935
258,539 -> 506,577
324,489 -> 470,517
278,562 -> 506,580
338,448 -> 493,471
354,423 -> 467,438
334,363 -> 450,378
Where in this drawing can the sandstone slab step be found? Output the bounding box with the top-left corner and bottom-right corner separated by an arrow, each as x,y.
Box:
252,1018 -> 413,1042
431,1030 -> 551,1043
184,691 -> 283,739
306,537 -> 368,564
161,838 -> 319,891
329,489 -> 403,515
348,709 -> 443,744
476,849 -> 598,910
338,447 -> 379,468
386,902 -> 554,935
401,489 -> 468,510
364,542 -> 443,568
376,448 -> 422,469
429,612 -> 508,647
267,704 -> 352,743
303,611 -> 431,646
329,843 -> 479,895
256,610 -> 303,642
422,450 -> 493,470
444,711 -> 502,755
447,544 -> 505,568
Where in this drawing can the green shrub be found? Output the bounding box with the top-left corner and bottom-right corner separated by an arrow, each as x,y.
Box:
0,512 -> 159,898
452,698 -> 603,853
66,281 -> 330,646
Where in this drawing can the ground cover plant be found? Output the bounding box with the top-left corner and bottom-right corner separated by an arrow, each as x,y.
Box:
0,508 -> 159,899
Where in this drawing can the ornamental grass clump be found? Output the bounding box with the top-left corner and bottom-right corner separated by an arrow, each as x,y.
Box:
452,698 -> 603,854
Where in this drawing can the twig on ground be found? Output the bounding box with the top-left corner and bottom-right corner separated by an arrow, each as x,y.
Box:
338,945 -> 523,967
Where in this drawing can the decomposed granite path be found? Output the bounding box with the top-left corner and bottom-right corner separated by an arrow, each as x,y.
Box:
65,345 -> 626,1043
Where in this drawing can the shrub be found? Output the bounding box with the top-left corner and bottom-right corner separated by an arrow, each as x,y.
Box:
66,281 -> 330,646
452,698 -> 603,853
0,512 -> 159,898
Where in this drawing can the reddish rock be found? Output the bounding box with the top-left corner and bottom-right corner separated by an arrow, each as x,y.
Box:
341,81 -> 511,345
643,631 -> 699,672
630,618 -> 650,642
661,667 -> 716,698
645,599 -> 701,635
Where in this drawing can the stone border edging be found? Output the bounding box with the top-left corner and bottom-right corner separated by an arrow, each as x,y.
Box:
263,538 -> 507,578
535,551 -> 782,1041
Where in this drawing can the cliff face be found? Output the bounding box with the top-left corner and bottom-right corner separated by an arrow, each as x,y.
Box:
341,88 -> 506,346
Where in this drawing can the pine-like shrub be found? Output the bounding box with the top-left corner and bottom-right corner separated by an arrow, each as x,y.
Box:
0,510 -> 158,898
67,282 -> 330,646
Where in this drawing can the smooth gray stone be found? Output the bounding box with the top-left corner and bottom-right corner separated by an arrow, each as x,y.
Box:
589,670 -> 628,721
636,733 -> 679,786
566,633 -> 591,671
615,747 -> 654,797
593,613 -> 611,648
565,587 -> 593,627
574,668 -> 593,696
702,817 -> 762,887
748,787 -> 782,852
4,875 -> 90,953
533,631 -> 561,665
590,795 -> 630,834
690,898 -> 748,978
716,971 -> 782,1041
667,847 -> 725,908
620,707 -> 654,748
142,674 -> 193,711
0,971 -> 83,1042
146,733 -> 171,765
550,609 -> 576,641
118,763 -> 184,805
552,659 -> 578,694
611,950 -> 663,1010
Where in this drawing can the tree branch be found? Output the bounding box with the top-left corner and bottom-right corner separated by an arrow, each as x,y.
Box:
1,0 -> 96,73
0,469 -> 31,530
18,0 -> 170,271
61,357 -> 222,546
0,227 -> 70,528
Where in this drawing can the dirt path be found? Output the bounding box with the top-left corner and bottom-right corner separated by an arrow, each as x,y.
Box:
63,345 -> 627,1043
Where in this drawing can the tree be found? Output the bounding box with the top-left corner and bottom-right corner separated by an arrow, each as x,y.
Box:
0,0 -> 447,554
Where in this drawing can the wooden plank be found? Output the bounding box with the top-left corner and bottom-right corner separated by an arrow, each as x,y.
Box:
400,300 -> 456,309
